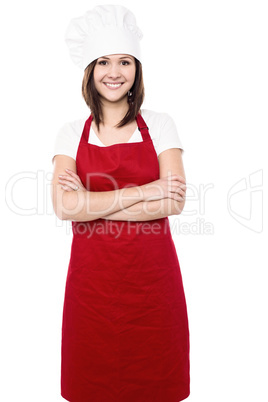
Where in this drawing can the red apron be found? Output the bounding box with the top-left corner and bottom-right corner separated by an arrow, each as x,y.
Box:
61,113 -> 190,402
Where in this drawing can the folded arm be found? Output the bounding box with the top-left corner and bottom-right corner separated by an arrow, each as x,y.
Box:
51,155 -> 144,221
102,148 -> 186,221
100,198 -> 184,221
51,151 -> 186,222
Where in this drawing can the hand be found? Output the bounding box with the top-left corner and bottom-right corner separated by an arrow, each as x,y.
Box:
140,175 -> 187,202
58,169 -> 87,192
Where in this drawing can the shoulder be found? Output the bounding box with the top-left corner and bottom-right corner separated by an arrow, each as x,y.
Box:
140,109 -> 184,156
52,116 -> 88,162
140,109 -> 176,128
140,108 -> 179,140
57,116 -> 88,139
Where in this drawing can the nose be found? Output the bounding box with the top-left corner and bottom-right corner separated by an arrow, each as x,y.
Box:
107,63 -> 121,79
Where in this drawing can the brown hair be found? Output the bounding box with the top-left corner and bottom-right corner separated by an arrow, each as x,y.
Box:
82,58 -> 145,130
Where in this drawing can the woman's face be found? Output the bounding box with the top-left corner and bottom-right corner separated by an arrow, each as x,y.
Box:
93,54 -> 136,104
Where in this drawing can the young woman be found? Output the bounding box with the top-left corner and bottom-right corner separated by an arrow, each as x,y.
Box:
51,5 -> 190,402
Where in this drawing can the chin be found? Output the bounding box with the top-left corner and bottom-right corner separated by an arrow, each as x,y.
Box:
102,94 -> 129,104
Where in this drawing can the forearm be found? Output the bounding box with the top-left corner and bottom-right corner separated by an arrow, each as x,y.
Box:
55,185 -> 144,221
102,198 -> 186,221
53,169 -> 186,221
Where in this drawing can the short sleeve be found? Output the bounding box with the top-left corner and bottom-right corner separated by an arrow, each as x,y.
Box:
52,119 -> 85,163
157,113 -> 184,156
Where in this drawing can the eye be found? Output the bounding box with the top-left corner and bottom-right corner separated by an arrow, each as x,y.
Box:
121,60 -> 130,66
98,60 -> 108,66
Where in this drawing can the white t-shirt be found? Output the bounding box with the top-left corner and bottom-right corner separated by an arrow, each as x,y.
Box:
52,109 -> 184,163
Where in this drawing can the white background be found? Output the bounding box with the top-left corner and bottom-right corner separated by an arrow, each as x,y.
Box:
1,0 -> 267,401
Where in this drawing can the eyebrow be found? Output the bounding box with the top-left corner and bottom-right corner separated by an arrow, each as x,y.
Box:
99,56 -> 133,60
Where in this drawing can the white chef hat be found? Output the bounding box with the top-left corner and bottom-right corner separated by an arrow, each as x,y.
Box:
65,5 -> 143,70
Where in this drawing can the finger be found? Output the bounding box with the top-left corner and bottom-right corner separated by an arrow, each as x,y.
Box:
168,182 -> 187,193
172,192 -> 185,201
61,185 -> 73,192
62,170 -> 81,182
167,175 -> 186,184
168,182 -> 186,195
58,178 -> 79,190
175,195 -> 185,201
64,170 -> 84,187
59,174 -> 79,185
169,180 -> 187,188
65,168 -> 80,179
170,191 -> 185,199
174,186 -> 186,194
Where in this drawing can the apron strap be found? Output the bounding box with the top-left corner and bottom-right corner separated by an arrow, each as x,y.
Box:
81,113 -> 150,143
81,115 -> 93,143
136,113 -> 150,141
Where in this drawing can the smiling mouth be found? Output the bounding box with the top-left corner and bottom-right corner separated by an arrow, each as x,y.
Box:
104,83 -> 124,89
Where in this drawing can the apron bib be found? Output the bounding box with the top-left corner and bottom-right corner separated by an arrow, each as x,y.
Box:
61,113 -> 190,402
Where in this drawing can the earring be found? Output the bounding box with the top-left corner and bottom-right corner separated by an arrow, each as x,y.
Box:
128,90 -> 134,105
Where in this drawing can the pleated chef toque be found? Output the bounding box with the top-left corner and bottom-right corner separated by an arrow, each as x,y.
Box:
65,5 -> 143,70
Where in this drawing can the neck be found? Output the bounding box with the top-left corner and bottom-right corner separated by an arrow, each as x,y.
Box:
100,98 -> 129,128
